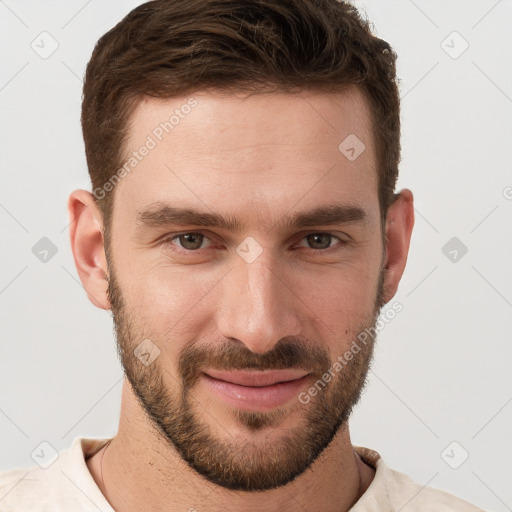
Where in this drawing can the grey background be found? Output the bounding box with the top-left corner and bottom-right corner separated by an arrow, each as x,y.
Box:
1,1 -> 511,510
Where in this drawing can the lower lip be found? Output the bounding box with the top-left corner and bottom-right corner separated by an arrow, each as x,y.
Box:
201,373 -> 311,411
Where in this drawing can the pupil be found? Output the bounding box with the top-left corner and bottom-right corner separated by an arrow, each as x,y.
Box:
182,233 -> 202,249
310,234 -> 330,249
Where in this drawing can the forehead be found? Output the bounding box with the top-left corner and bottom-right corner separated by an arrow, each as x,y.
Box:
114,87 -> 379,231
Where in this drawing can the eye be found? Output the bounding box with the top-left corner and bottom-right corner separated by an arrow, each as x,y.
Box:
296,233 -> 347,251
160,231 -> 349,255
162,232 -> 214,251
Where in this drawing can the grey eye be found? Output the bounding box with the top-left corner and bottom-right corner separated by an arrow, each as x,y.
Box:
176,233 -> 205,250
304,233 -> 334,250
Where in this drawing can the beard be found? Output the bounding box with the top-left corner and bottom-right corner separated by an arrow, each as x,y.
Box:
106,259 -> 386,492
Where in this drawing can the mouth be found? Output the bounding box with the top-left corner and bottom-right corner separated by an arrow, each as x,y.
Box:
200,369 -> 312,411
204,369 -> 310,386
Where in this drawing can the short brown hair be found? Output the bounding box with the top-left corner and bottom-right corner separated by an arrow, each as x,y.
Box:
81,0 -> 401,248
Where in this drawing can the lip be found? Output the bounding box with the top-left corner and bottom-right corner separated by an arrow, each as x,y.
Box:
203,369 -> 310,387
201,370 -> 312,411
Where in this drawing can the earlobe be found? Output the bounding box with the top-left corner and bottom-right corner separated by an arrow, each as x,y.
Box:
67,189 -> 111,310
381,188 -> 415,304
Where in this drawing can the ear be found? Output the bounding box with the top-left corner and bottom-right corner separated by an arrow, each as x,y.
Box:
381,188 -> 415,304
67,189 -> 111,310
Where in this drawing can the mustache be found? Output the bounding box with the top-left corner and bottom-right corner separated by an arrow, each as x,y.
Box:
178,337 -> 331,388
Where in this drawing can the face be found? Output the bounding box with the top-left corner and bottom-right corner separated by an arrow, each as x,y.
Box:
105,88 -> 387,491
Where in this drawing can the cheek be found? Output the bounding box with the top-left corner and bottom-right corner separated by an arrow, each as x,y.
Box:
124,262 -> 215,346
297,255 -> 381,309
311,273 -> 377,329
291,257 -> 381,350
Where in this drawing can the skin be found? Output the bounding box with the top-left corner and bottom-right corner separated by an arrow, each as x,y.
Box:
68,86 -> 414,512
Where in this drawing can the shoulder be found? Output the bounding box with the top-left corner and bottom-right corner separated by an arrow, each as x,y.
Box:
0,437 -> 112,512
352,446 -> 487,512
0,465 -> 52,511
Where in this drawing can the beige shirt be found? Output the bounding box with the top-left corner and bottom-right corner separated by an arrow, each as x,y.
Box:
0,437 -> 485,511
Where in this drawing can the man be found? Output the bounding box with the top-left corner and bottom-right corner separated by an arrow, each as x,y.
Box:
0,0 -> 485,510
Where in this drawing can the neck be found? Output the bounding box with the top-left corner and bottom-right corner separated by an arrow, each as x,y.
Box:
87,379 -> 375,512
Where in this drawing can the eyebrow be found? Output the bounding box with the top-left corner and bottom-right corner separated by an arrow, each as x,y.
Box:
136,202 -> 368,233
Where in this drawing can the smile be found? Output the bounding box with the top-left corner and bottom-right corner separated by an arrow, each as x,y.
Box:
201,369 -> 312,411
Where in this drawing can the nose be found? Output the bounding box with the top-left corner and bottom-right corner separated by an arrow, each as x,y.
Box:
215,250 -> 302,355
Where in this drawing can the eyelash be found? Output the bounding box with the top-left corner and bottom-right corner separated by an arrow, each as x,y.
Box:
160,231 -> 350,255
